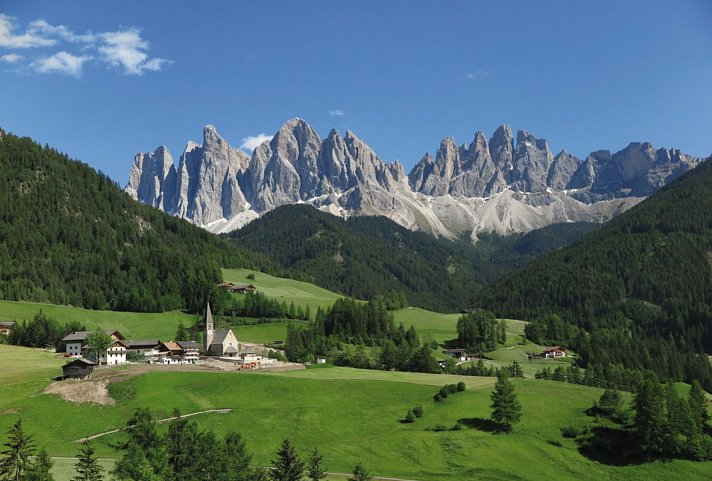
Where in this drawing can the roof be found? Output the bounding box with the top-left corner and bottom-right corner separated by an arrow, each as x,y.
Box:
124,340 -> 160,348
445,348 -> 468,354
211,329 -> 234,345
177,341 -> 199,350
63,358 -> 97,368
545,346 -> 565,351
62,330 -> 123,342
0,321 -> 16,327
224,345 -> 239,354
161,341 -> 183,352
206,301 -> 213,327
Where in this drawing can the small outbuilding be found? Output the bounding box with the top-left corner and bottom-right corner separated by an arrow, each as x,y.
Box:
0,321 -> 16,335
62,358 -> 97,379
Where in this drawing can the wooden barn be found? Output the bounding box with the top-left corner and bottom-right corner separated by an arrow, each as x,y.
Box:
62,358 -> 97,379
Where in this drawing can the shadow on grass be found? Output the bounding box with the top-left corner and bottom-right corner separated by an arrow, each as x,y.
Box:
457,417 -> 505,433
577,426 -> 646,466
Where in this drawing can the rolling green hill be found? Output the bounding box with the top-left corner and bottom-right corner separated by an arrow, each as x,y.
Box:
227,204 -> 598,311
0,131 -> 268,313
2,345 -> 711,481
476,157 -> 712,388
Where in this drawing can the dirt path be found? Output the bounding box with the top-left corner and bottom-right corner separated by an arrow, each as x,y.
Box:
74,408 -> 233,442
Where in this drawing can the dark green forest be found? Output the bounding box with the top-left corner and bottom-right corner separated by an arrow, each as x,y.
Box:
0,130 -> 269,313
227,204 -> 598,311
476,156 -> 712,389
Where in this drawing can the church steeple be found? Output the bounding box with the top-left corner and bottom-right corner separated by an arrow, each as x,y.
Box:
204,301 -> 214,353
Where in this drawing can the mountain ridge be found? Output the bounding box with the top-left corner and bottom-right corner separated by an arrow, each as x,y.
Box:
126,119 -> 703,238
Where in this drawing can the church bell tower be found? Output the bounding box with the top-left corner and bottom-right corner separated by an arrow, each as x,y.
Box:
204,301 -> 214,354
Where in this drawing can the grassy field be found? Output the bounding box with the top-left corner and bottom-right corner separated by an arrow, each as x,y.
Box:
231,321 -> 309,345
1,345 -> 711,481
221,268 -> 343,311
0,300 -> 193,341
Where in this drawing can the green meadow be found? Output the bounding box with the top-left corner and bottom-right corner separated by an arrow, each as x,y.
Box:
1,345 -> 710,481
0,300 -> 192,341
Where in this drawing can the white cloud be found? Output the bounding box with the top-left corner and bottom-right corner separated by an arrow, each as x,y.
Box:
240,134 -> 273,151
31,51 -> 91,78
0,53 -> 21,63
328,109 -> 345,117
99,28 -> 170,75
27,19 -> 95,44
466,69 -> 493,79
0,14 -> 56,48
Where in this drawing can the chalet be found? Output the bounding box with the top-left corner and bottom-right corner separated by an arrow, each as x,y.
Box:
218,282 -> 235,289
0,320 -> 16,335
445,348 -> 470,362
158,341 -> 185,364
177,341 -> 200,363
61,330 -> 126,365
124,340 -> 161,360
543,346 -> 567,359
62,358 -> 96,379
203,302 -> 241,357
102,340 -> 128,366
230,284 -> 257,294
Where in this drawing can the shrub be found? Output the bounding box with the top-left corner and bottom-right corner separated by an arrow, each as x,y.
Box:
413,405 -> 423,417
439,386 -> 450,399
447,384 -> 458,394
126,350 -> 145,363
247,273 -> 256,280
561,425 -> 587,439
404,410 -> 416,423
433,393 -> 443,402
456,381 -> 466,392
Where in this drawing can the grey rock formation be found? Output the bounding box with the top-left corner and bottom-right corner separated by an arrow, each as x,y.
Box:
126,119 -> 704,239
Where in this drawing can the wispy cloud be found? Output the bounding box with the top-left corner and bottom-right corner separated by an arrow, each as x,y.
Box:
466,69 -> 493,79
99,28 -> 170,75
0,15 -> 171,77
31,51 -> 91,78
0,14 -> 55,48
0,53 -> 22,63
240,133 -> 273,152
328,109 -> 345,117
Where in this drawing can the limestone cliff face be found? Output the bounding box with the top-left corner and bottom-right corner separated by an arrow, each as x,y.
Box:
126,119 -> 703,238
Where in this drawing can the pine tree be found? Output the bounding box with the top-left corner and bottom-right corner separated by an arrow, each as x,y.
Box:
26,448 -> 54,481
306,447 -> 327,481
71,441 -> 104,481
688,380 -> 710,430
0,419 -> 36,481
634,377 -> 671,456
348,463 -> 372,481
269,439 -> 303,481
490,370 -> 522,432
221,431 -> 252,481
175,322 -> 189,342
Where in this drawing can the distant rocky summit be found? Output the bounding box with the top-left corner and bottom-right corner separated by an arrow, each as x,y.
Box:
125,119 -> 702,239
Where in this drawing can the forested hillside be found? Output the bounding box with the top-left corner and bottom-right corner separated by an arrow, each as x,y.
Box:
476,157 -> 712,388
228,204 -> 598,311
0,130 -> 267,313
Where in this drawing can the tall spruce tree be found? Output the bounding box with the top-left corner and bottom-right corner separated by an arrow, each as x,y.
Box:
490,370 -> 522,432
306,447 -> 327,481
269,439 -> 303,481
348,463 -> 372,481
688,380 -> 710,430
0,419 -> 36,481
634,377 -> 671,456
71,441 -> 104,481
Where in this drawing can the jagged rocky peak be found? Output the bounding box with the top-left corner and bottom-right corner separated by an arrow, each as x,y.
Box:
489,124 -> 514,169
126,145 -> 176,209
547,149 -> 583,191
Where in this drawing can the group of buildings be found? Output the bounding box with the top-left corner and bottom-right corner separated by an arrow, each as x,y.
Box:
61,302 -> 262,379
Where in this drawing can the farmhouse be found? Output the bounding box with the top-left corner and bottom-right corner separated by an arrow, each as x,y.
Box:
102,340 -> 128,366
203,302 -> 241,357
445,348 -> 470,361
177,341 -> 200,363
62,330 -> 126,364
0,320 -> 16,335
61,358 -> 96,379
218,282 -> 256,294
124,340 -> 161,360
544,346 -> 567,358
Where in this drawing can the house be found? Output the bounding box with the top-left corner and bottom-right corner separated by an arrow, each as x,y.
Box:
158,341 -> 185,364
543,346 -> 567,359
230,284 -> 257,294
61,330 -> 126,365
217,282 -> 235,289
62,358 -> 97,379
444,348 -> 470,362
102,340 -> 128,366
124,340 -> 161,360
0,321 -> 16,336
177,341 -> 200,363
203,302 -> 241,357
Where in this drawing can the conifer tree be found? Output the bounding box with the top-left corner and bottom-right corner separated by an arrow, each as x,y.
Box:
688,380 -> 709,430
306,447 -> 327,481
490,370 -> 522,431
348,463 -> 372,481
27,448 -> 55,481
634,377 -> 671,456
71,441 -> 104,481
0,419 -> 36,481
269,439 -> 303,481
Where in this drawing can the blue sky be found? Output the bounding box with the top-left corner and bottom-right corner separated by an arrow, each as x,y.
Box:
1,0 -> 711,185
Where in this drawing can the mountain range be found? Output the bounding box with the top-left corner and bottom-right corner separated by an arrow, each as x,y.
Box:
126,119 -> 703,238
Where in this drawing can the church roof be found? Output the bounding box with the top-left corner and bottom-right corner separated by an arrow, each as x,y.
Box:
210,329 -> 234,345
206,301 -> 213,326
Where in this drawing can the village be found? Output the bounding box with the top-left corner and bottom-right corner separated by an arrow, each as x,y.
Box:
59,302 -> 299,380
